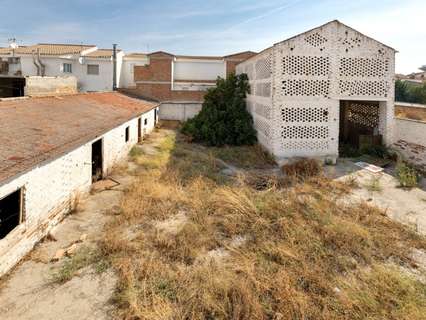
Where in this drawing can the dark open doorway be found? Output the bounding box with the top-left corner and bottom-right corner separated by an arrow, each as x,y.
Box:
91,139 -> 103,183
0,76 -> 25,98
339,100 -> 381,150
138,118 -> 142,142
0,188 -> 22,239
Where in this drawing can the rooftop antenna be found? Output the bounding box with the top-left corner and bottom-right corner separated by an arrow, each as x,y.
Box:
8,38 -> 18,49
147,44 -> 150,53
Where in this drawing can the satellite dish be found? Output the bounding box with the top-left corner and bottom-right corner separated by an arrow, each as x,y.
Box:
78,56 -> 85,64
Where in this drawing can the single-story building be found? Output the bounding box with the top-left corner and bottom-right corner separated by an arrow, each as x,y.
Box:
236,20 -> 396,163
0,92 -> 159,276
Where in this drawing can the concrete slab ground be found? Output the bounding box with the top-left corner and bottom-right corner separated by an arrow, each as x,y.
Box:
326,159 -> 426,235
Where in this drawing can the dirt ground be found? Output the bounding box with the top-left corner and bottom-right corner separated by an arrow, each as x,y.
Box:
0,128 -> 425,319
0,157 -> 139,319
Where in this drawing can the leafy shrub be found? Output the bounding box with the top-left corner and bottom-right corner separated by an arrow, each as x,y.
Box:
395,80 -> 426,104
395,161 -> 419,188
181,73 -> 257,146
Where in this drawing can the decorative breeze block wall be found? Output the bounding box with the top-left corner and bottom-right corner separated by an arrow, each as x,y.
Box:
236,20 -> 395,161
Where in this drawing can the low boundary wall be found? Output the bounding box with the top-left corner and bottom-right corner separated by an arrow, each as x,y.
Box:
159,101 -> 202,121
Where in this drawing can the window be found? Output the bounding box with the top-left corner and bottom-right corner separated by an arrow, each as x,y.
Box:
87,64 -> 99,75
0,189 -> 22,239
144,118 -> 148,125
125,127 -> 129,142
63,63 -> 72,73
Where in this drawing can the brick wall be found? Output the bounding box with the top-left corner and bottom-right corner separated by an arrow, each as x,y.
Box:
130,51 -> 256,103
0,108 -> 158,277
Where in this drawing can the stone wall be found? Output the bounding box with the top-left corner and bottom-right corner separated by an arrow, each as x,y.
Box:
24,76 -> 77,97
0,107 -> 158,277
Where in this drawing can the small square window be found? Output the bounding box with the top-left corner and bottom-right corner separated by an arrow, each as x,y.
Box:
125,127 -> 129,142
87,64 -> 99,75
144,118 -> 148,125
0,188 -> 22,239
63,63 -> 72,73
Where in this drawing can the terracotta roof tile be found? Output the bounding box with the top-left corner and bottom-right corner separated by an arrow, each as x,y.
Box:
0,44 -> 96,56
0,92 -> 158,185
85,49 -> 122,59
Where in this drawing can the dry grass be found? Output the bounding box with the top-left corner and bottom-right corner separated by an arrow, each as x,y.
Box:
102,130 -> 426,320
395,106 -> 426,122
281,158 -> 322,179
210,144 -> 276,169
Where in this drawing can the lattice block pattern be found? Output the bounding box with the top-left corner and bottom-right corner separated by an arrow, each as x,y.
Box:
281,107 -> 329,123
255,103 -> 272,119
236,20 -> 395,159
348,102 -> 379,128
282,140 -> 329,151
282,79 -> 330,97
340,36 -> 362,51
339,80 -> 388,97
340,57 -> 389,77
254,117 -> 271,137
282,56 -> 330,76
305,32 -> 328,47
255,55 -> 272,79
255,82 -> 271,97
281,125 -> 329,139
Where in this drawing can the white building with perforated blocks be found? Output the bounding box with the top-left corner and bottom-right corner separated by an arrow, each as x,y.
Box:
236,20 -> 396,163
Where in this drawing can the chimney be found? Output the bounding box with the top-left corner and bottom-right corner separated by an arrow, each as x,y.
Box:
112,44 -> 117,91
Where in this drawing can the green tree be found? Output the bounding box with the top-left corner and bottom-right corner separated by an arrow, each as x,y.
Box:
182,73 -> 257,146
395,80 -> 410,102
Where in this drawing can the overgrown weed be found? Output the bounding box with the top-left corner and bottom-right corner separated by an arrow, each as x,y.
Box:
103,130 -> 426,320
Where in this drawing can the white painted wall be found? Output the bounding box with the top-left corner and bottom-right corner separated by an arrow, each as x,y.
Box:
120,57 -> 149,88
159,102 -> 202,121
0,52 -> 125,92
173,59 -> 225,81
395,118 -> 426,147
0,107 -> 157,276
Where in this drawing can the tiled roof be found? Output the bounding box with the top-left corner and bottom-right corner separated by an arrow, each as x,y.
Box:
85,49 -> 122,59
0,92 -> 158,185
125,53 -> 148,59
0,44 -> 96,56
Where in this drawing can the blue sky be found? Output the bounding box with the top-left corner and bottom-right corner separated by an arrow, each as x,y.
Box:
0,0 -> 424,73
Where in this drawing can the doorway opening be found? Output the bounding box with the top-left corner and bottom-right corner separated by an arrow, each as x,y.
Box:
339,100 -> 381,153
138,118 -> 142,142
0,188 -> 22,239
91,139 -> 103,183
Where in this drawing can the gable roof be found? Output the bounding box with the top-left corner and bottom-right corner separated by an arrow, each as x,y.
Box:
0,43 -> 96,56
0,92 -> 158,185
239,20 -> 397,66
84,48 -> 122,59
274,20 -> 396,51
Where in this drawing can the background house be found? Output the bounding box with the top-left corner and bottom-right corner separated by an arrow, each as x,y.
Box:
237,20 -> 395,163
121,51 -> 256,120
0,43 -> 124,93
